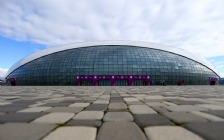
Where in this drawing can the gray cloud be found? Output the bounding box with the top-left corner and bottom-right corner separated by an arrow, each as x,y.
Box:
0,0 -> 224,59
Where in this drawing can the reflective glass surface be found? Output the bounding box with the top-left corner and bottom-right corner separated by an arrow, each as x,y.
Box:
7,45 -> 219,85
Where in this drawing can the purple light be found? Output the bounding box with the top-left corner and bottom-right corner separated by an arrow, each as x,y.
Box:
76,75 -> 150,86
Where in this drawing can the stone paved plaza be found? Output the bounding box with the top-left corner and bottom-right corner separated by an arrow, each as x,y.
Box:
0,86 -> 224,140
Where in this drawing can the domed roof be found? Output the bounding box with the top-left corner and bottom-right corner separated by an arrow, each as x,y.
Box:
6,40 -> 219,77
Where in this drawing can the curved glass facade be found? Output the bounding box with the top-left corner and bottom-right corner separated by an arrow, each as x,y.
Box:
7,45 -> 219,85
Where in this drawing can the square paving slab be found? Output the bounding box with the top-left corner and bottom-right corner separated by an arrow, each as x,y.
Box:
163,112 -> 208,124
0,123 -> 56,140
73,111 -> 104,120
163,105 -> 208,112
202,110 -> 224,118
129,105 -> 157,114
103,112 -> 134,122
144,126 -> 204,140
45,107 -> 83,113
134,114 -> 174,127
185,122 -> 224,140
66,120 -> 102,127
0,112 -> 47,123
97,122 -> 147,140
42,126 -> 97,140
84,104 -> 108,111
108,102 -> 127,110
32,112 -> 74,124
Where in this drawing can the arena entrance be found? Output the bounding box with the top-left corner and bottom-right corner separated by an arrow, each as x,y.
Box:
116,80 -> 129,86
209,77 -> 217,85
134,80 -> 147,86
80,80 -> 93,86
76,75 -> 150,86
98,80 -> 111,86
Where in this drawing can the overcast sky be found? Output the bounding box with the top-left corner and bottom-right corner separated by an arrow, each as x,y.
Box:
0,0 -> 224,78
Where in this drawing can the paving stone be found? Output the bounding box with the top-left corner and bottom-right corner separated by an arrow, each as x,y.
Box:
97,122 -> 147,140
162,101 -> 177,106
98,96 -> 110,99
181,100 -> 204,105
1,96 -> 20,100
103,112 -> 134,122
108,102 -> 127,110
150,106 -> 169,113
33,112 -> 74,124
0,112 -> 46,123
66,120 -> 102,127
14,99 -> 42,103
43,126 -> 97,140
137,98 -> 144,101
185,122 -> 224,140
164,99 -> 203,105
84,97 -> 97,101
132,94 -> 147,97
202,110 -> 224,118
0,102 -> 11,106
144,95 -> 165,100
98,97 -> 110,100
144,126 -> 203,140
93,100 -> 109,104
110,97 -> 123,100
163,112 -> 208,124
73,111 -> 104,120
110,100 -> 124,103
164,105 -> 208,112
197,104 -> 224,110
126,101 -> 144,105
144,99 -> 165,102
129,105 -> 157,114
59,100 -> 82,103
45,107 -> 83,113
85,104 -> 108,111
68,103 -> 90,107
100,95 -> 110,98
191,111 -> 224,121
124,98 -> 139,102
43,99 -> 62,103
18,107 -> 52,112
85,100 -> 94,103
134,114 -> 173,127
29,102 -> 47,107
110,97 -> 124,103
40,102 -> 71,107
3,102 -> 34,107
0,123 -> 56,140
0,106 -> 25,113
145,102 -> 166,107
